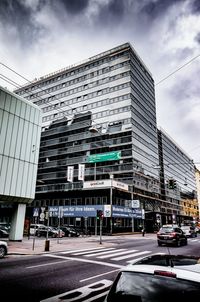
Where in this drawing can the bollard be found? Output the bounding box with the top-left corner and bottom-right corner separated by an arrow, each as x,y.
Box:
44,239 -> 50,251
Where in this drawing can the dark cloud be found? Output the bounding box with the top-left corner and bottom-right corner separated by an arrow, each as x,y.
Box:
190,0 -> 200,14
0,0 -> 45,45
141,0 -> 184,19
195,32 -> 200,44
59,0 -> 89,14
96,0 -> 126,26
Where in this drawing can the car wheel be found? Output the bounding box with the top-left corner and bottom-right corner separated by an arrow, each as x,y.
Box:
185,239 -> 188,245
0,246 -> 6,258
157,241 -> 162,246
176,240 -> 181,247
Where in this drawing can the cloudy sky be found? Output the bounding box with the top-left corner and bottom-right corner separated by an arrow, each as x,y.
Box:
0,0 -> 200,168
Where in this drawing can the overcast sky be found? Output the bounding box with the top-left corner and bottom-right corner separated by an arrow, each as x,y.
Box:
0,0 -> 200,168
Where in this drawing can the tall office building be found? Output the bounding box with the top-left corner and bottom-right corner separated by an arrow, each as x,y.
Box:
14,43 -> 197,232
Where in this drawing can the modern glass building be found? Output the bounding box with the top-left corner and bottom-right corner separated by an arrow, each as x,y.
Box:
0,86 -> 41,239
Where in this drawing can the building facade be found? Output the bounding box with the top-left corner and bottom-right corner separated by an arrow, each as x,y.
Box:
0,86 -> 41,240
14,43 -> 197,233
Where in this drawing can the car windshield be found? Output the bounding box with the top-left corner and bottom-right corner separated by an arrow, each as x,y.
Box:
107,271 -> 200,301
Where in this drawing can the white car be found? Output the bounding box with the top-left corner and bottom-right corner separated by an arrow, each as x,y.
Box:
0,240 -> 8,258
104,254 -> 200,301
181,225 -> 197,238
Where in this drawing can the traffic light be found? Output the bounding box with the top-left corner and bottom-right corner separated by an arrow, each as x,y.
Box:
173,180 -> 177,189
168,179 -> 174,189
168,179 -> 177,189
97,210 -> 104,220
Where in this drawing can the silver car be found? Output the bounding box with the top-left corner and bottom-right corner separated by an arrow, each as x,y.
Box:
0,240 -> 8,258
104,254 -> 200,301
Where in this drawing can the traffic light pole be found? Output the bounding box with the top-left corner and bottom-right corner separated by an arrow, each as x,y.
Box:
100,218 -> 102,245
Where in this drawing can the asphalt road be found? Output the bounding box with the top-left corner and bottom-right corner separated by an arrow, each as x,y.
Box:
1,235 -> 200,302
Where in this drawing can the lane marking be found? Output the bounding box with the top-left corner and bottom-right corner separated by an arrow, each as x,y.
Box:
27,260 -> 70,269
80,269 -> 120,282
43,253 -> 123,268
126,252 -> 166,263
40,279 -> 113,302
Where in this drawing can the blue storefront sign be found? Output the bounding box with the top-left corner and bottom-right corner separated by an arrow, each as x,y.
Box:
48,205 -> 103,218
112,205 -> 142,218
48,205 -> 142,219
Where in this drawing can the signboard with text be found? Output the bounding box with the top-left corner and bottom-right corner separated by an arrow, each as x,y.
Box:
87,151 -> 121,163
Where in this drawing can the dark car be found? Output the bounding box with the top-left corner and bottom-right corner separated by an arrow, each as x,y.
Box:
157,224 -> 187,247
0,227 -> 9,238
104,254 -> 200,301
60,226 -> 80,237
37,226 -> 61,238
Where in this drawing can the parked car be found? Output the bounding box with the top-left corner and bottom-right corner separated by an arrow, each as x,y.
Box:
104,254 -> 200,301
181,225 -> 197,238
60,226 -> 80,237
29,224 -> 46,236
157,224 -> 187,247
37,226 -> 64,238
0,240 -> 8,259
0,227 -> 9,238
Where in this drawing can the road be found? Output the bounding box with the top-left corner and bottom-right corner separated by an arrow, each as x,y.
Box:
1,235 -> 200,302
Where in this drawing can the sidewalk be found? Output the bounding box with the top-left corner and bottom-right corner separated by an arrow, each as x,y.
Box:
6,233 -> 156,256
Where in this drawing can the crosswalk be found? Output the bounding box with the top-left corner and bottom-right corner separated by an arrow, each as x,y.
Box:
59,247 -> 157,264
56,237 -> 200,265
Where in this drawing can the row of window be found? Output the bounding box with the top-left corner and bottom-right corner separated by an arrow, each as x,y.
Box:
42,88 -> 130,117
32,69 -> 130,108
17,51 -> 129,95
42,82 -> 130,122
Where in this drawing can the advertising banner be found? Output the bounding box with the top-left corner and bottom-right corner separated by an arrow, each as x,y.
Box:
78,164 -> 85,181
67,166 -> 74,182
87,151 -> 121,163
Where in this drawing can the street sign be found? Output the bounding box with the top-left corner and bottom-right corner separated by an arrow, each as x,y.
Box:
131,200 -> 140,208
87,151 -> 121,163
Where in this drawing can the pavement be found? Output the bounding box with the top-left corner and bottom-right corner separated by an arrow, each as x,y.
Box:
5,233 -> 156,256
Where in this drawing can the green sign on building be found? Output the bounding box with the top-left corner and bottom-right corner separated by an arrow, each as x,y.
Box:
87,151 -> 121,163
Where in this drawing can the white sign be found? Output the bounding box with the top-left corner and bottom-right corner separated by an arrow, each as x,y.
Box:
83,179 -> 129,191
67,166 -> 74,182
78,164 -> 85,181
83,180 -> 111,189
112,180 -> 128,191
131,200 -> 140,208
104,205 -> 111,217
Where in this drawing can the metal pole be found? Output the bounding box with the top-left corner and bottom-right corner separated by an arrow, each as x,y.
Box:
94,162 -> 96,181
100,218 -> 102,244
131,190 -> 134,233
110,174 -> 113,235
95,217 -> 97,236
57,207 -> 60,244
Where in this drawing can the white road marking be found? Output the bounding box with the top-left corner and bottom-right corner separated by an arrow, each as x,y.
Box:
85,248 -> 126,257
73,247 -> 115,255
60,247 -> 109,254
111,250 -> 151,261
80,269 -> 120,282
40,279 -> 113,302
126,252 -> 166,263
26,260 -> 70,269
97,249 -> 138,259
43,253 -> 123,268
